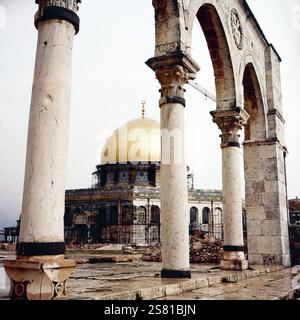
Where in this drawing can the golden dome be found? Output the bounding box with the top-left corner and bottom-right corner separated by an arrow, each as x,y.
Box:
101,117 -> 161,165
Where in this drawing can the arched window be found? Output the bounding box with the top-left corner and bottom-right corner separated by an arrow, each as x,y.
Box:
137,206 -> 146,224
189,207 -> 200,234
151,206 -> 160,224
202,207 -> 210,225
190,207 -> 199,224
74,212 -> 88,225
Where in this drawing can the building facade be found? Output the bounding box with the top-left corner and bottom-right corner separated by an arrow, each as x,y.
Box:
289,198 -> 300,265
289,198 -> 300,226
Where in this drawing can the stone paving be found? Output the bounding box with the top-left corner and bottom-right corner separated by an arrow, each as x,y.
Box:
158,268 -> 300,300
1,250 -> 299,300
65,262 -> 298,300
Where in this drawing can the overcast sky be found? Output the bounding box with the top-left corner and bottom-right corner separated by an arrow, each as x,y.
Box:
0,0 -> 299,230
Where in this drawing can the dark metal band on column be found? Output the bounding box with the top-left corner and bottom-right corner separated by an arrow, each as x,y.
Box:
224,142 -> 241,148
223,245 -> 245,252
159,96 -> 186,108
161,269 -> 191,279
35,6 -> 80,34
17,242 -> 66,256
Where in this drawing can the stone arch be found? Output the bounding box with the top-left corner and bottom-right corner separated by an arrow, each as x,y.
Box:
193,3 -> 236,110
242,62 -> 267,141
147,0 -> 291,275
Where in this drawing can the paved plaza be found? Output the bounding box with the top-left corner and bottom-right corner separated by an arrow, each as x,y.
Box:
2,250 -> 298,300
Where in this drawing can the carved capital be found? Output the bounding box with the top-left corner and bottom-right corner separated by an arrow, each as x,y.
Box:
35,0 -> 81,34
156,65 -> 189,98
146,52 -> 199,107
35,0 -> 80,12
211,108 -> 249,148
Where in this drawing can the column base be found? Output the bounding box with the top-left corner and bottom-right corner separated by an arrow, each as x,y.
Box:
221,252 -> 248,271
4,255 -> 76,300
161,269 -> 191,279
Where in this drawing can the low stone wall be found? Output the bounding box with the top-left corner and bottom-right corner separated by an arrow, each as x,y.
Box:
143,234 -> 224,264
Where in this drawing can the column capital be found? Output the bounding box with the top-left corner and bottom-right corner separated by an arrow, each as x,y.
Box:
156,65 -> 189,106
35,0 -> 81,34
35,0 -> 81,11
211,108 -> 249,148
146,52 -> 200,107
155,65 -> 188,87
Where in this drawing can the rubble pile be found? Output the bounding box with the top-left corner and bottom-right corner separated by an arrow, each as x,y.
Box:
142,232 -> 224,264
190,235 -> 224,264
142,247 -> 162,262
0,243 -> 16,251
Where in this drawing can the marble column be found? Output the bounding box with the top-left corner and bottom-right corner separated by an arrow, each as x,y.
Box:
4,0 -> 80,300
211,108 -> 249,271
146,54 -> 199,278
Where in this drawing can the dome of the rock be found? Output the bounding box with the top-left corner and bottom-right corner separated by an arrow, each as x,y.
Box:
101,117 -> 161,165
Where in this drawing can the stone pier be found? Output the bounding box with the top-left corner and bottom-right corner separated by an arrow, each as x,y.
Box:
4,0 -> 80,300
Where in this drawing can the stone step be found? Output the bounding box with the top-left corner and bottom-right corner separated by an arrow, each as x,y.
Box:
66,264 -> 284,300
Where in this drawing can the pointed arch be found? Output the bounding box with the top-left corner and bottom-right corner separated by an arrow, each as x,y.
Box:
196,4 -> 236,110
242,63 -> 267,141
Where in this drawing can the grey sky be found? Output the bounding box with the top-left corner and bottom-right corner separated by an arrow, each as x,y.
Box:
0,0 -> 299,230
